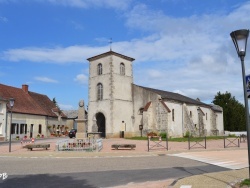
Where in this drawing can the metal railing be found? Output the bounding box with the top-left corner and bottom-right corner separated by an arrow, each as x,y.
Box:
188,136 -> 206,150
56,138 -> 103,152
147,136 -> 168,152
224,136 -> 240,148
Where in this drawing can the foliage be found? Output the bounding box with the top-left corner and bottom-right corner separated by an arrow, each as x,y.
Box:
183,131 -> 192,138
52,97 -> 63,115
159,132 -> 167,138
147,132 -> 158,137
240,179 -> 250,186
212,91 -> 246,131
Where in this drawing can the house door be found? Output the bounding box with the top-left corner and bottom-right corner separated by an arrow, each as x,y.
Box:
96,113 -> 106,138
30,124 -> 33,138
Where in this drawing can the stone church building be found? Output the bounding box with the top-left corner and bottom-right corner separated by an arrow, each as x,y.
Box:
87,51 -> 223,138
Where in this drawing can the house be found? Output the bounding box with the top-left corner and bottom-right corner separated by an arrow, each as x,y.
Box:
0,84 -> 67,140
0,97 -> 8,141
87,50 -> 224,138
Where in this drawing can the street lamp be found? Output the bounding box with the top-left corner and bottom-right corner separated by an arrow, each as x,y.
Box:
230,29 -> 250,178
9,98 -> 15,153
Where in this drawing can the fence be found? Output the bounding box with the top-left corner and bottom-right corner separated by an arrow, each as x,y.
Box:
148,136 -> 168,152
224,136 -> 240,148
56,138 -> 103,152
188,136 -> 206,150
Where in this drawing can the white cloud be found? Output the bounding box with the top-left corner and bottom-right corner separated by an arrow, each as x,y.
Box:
1,45 -> 107,64
1,1 -> 250,104
74,73 -> 88,84
32,0 -> 132,10
0,16 -> 8,22
58,103 -> 74,110
35,76 -> 58,83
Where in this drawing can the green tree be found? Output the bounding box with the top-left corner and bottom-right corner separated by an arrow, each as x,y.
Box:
212,91 -> 246,131
52,97 -> 62,115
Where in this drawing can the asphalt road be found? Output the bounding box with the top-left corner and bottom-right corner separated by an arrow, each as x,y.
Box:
0,154 -> 228,188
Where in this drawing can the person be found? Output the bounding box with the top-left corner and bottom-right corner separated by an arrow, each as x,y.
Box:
56,128 -> 59,135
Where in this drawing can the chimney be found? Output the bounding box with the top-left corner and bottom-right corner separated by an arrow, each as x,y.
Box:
22,84 -> 29,93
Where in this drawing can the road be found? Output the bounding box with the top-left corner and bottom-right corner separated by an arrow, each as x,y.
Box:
0,154 -> 228,187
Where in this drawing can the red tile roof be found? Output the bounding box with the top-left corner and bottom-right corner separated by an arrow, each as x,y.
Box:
0,83 -> 66,118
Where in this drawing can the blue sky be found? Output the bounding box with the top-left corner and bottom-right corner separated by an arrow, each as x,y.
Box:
1,0 -> 250,110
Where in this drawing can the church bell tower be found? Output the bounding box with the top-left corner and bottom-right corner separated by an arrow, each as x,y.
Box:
87,51 -> 135,138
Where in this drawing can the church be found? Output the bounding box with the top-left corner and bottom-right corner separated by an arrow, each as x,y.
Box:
87,51 -> 224,138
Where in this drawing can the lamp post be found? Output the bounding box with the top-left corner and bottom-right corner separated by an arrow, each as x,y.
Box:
9,98 -> 15,153
230,29 -> 250,178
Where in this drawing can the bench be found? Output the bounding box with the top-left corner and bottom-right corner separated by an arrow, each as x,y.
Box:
111,144 -> 136,150
23,144 -> 50,151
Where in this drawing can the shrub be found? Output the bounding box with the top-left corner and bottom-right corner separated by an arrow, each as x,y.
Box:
184,131 -> 192,138
159,132 -> 167,138
147,132 -> 157,137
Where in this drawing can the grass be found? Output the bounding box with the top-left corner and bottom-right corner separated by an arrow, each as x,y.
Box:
127,135 -> 232,142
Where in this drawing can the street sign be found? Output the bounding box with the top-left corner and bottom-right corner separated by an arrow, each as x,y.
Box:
246,74 -> 250,98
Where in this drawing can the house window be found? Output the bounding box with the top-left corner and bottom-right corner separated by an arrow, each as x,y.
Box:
97,63 -> 102,75
20,124 -> 25,134
172,109 -> 174,121
120,63 -> 125,75
16,124 -> 19,134
97,83 -> 103,101
39,124 -> 42,134
25,124 -> 27,134
11,123 -> 16,134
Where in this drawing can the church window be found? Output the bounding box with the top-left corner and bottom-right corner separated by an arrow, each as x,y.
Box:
120,63 -> 125,75
139,108 -> 144,115
97,83 -> 103,100
97,63 -> 102,75
172,109 -> 174,121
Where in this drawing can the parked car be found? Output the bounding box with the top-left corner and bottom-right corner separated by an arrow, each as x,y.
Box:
68,129 -> 77,138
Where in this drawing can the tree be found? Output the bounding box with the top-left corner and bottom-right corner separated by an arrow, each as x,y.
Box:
52,97 -> 62,115
212,91 -> 246,131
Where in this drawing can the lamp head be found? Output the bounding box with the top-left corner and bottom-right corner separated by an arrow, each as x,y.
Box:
9,98 -> 15,108
230,29 -> 249,58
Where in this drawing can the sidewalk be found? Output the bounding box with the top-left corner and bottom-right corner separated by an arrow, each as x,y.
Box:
0,138 -> 249,187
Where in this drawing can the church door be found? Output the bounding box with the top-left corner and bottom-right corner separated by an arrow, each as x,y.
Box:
96,113 -> 106,138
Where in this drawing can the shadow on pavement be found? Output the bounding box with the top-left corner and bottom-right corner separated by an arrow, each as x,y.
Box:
0,174 -> 96,188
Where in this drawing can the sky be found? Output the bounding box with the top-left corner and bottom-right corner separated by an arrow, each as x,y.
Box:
1,0 -> 250,110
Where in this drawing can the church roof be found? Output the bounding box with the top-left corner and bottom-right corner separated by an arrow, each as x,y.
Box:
134,84 -> 214,108
87,50 -> 135,62
62,110 -> 78,119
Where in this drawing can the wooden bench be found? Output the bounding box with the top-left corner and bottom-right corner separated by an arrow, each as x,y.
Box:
111,144 -> 136,150
23,144 -> 50,151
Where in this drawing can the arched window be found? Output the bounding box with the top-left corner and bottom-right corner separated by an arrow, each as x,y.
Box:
97,63 -> 102,75
190,111 -> 192,117
120,63 -> 125,75
97,83 -> 103,100
172,109 -> 174,121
